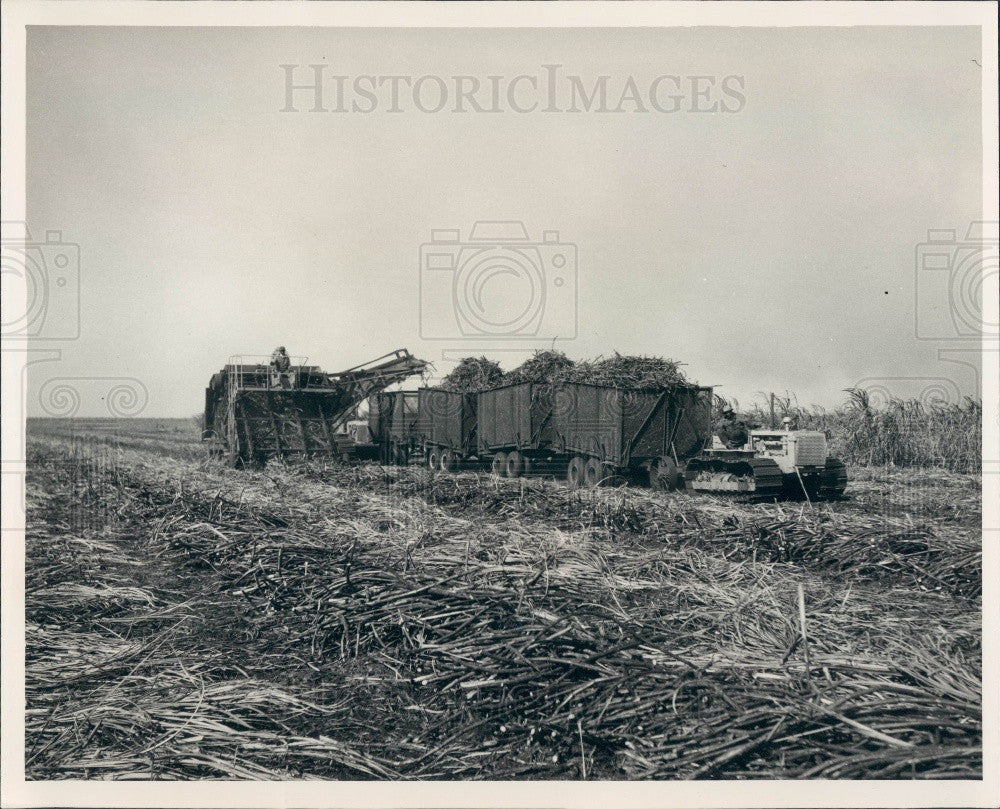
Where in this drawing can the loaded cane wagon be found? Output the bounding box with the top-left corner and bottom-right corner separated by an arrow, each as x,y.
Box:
476,382 -> 563,477
548,381 -> 714,489
418,387 -> 478,472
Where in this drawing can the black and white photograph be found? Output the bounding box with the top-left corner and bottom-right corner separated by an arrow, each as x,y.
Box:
1,2 -> 997,807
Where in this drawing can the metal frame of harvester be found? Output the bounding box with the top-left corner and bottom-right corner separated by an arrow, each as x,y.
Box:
202,349 -> 428,466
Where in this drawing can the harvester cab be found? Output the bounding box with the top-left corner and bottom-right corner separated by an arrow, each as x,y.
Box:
203,348 -> 428,466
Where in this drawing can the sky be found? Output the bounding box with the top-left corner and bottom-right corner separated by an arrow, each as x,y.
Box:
23,25 -> 984,417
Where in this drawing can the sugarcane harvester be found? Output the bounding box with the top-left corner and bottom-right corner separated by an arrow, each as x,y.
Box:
202,349 -> 428,466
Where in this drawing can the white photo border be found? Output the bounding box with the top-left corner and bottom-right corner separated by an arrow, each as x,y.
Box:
2,3 -> 997,807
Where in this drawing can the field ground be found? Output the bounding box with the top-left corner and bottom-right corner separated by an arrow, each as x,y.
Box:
23,418 -> 982,779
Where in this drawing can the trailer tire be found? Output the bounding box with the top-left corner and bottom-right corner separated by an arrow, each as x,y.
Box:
427,447 -> 440,471
440,449 -> 457,473
584,457 -> 603,488
652,458 -> 680,491
506,451 -> 524,478
567,456 -> 585,489
492,452 -> 508,477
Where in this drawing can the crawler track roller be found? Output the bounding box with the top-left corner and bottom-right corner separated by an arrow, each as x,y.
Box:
686,457 -> 784,498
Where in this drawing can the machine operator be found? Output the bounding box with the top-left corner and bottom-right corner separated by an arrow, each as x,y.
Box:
270,346 -> 292,388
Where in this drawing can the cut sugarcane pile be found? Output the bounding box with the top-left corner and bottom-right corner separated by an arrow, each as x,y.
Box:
24,429 -> 982,780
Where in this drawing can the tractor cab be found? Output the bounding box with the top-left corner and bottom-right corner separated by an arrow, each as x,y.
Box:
747,430 -> 829,474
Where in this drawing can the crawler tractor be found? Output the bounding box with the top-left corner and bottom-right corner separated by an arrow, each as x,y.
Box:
685,427 -> 847,499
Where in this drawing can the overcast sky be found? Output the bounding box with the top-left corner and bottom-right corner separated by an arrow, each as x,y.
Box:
25,25 -> 983,417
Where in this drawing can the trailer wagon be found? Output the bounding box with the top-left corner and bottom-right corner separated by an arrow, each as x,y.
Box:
369,391 -> 421,464
550,382 -> 714,488
477,382 -> 559,476
418,388 -> 478,472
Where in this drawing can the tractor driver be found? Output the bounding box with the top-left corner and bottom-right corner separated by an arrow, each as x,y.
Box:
716,407 -> 749,450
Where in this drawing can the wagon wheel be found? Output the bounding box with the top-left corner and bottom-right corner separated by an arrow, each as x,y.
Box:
652,458 -> 680,491
566,456 -> 585,489
492,452 -> 508,477
505,451 -> 524,478
819,457 -> 848,499
427,447 -> 440,471
584,457 -> 603,488
440,449 -> 457,473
